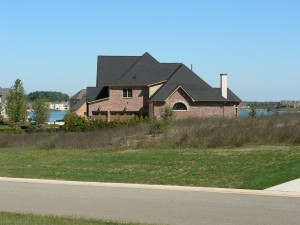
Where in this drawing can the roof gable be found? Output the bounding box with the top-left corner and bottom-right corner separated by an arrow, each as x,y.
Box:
166,85 -> 196,102
151,65 -> 226,102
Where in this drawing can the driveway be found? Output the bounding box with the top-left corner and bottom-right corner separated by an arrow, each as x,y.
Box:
265,178 -> 300,192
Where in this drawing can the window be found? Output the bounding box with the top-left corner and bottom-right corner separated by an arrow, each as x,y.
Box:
173,102 -> 187,110
123,88 -> 132,98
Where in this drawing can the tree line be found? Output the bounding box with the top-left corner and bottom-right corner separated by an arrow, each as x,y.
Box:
241,101 -> 280,110
27,91 -> 69,102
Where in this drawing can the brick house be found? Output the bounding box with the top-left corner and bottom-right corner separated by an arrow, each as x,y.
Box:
86,52 -> 241,121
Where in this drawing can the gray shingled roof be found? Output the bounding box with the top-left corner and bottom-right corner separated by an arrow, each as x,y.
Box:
115,62 -> 181,86
70,89 -> 86,100
70,95 -> 86,112
87,52 -> 241,103
150,65 -> 231,102
213,88 -> 242,102
95,53 -> 182,87
96,55 -> 141,87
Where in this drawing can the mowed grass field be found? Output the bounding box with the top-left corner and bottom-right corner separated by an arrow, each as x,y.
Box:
1,145 -> 300,189
0,212 -> 148,225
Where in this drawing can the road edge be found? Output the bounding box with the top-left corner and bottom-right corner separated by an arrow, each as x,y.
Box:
1,176 -> 299,198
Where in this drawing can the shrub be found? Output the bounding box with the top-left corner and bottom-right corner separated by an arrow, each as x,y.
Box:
162,105 -> 174,123
64,113 -> 90,132
149,119 -> 166,135
1,114 -> 300,149
249,106 -> 256,118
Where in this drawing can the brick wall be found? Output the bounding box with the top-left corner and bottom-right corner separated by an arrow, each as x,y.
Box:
153,88 -> 238,119
89,87 -> 148,118
75,103 -> 87,117
89,86 -> 238,120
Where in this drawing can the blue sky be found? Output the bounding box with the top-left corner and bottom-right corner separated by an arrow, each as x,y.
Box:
1,0 -> 299,101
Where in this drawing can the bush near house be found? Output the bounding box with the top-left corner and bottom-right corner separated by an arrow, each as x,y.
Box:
64,112 -> 153,132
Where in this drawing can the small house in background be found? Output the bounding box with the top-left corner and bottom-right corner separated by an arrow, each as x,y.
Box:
69,89 -> 87,117
0,87 -> 10,119
86,52 -> 241,121
278,100 -> 300,109
49,102 -> 69,111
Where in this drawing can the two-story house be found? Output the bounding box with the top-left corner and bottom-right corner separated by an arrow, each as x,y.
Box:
86,52 -> 241,121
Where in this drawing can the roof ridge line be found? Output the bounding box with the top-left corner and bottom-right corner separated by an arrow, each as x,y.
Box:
166,64 -> 183,81
116,55 -> 144,82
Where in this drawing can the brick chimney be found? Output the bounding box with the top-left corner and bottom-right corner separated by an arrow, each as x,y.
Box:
220,73 -> 228,99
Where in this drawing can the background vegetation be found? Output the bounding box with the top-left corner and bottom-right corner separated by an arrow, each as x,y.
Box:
27,91 -> 69,102
243,101 -> 279,109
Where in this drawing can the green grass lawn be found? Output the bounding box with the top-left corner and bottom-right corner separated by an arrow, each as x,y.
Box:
0,212 -> 147,225
1,145 -> 300,189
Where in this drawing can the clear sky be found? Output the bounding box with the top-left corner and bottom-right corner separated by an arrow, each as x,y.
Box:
1,0 -> 299,101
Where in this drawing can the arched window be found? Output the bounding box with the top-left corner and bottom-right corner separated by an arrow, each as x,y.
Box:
173,102 -> 187,110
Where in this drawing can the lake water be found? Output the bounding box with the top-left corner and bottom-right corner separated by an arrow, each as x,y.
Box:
239,109 -> 300,117
29,111 -> 67,122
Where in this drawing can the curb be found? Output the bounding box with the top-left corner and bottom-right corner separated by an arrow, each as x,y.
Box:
1,177 -> 300,198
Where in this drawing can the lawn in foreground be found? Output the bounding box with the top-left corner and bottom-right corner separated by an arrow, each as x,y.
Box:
0,146 -> 299,189
0,212 -> 147,225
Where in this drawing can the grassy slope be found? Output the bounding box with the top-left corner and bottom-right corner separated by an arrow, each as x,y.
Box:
0,212 -> 146,225
0,146 -> 299,189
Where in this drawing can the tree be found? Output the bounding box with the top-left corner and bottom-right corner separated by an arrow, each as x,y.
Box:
6,79 -> 28,124
249,106 -> 257,118
0,101 -> 3,123
32,98 -> 50,125
27,91 -> 69,102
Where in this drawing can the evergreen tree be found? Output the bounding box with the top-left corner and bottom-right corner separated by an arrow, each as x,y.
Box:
32,98 -> 50,125
6,79 -> 28,124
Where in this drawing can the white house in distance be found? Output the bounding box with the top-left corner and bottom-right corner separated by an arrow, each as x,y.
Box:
0,87 -> 9,119
49,102 -> 70,111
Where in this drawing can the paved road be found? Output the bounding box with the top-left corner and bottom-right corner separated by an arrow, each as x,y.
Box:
0,178 -> 300,225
